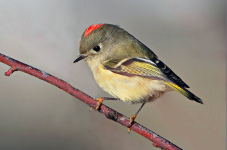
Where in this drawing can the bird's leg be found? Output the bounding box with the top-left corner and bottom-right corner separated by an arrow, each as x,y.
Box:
90,97 -> 118,110
128,102 -> 146,132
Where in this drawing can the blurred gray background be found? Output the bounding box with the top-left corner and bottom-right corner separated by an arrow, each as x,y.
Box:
0,0 -> 225,150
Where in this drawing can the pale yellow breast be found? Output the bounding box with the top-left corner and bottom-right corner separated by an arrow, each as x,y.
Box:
92,64 -> 172,104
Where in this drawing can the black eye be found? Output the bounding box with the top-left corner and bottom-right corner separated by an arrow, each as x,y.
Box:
93,46 -> 100,52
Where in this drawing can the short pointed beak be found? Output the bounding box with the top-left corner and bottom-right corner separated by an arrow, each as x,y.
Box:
73,55 -> 86,63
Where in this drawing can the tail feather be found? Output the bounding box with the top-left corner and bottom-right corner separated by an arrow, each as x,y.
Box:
183,88 -> 203,104
164,82 -> 203,104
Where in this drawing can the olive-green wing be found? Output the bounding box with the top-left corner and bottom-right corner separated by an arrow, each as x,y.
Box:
103,58 -> 168,81
103,57 -> 203,104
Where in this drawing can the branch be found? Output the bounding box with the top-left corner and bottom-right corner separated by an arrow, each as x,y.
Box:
0,53 -> 182,150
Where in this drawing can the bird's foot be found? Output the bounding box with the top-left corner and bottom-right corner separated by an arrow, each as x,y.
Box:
127,114 -> 137,132
90,97 -> 104,111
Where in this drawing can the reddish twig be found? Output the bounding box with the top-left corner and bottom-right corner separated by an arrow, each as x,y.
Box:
0,53 -> 182,150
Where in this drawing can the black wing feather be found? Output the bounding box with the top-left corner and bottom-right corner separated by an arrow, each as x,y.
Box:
152,57 -> 190,88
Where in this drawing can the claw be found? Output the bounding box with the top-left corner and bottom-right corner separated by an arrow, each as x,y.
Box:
96,97 -> 104,110
130,114 -> 137,124
127,114 -> 137,132
89,97 -> 104,111
90,107 -> 93,111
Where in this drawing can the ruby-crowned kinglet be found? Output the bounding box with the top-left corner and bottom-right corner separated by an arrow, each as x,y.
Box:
74,24 -> 203,129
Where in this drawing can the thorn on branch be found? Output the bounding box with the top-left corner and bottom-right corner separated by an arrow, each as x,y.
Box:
5,66 -> 17,76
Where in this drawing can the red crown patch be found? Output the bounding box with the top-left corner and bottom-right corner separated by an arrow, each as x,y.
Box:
84,24 -> 103,37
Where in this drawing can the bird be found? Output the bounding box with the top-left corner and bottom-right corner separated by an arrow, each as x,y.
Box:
74,24 -> 203,131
